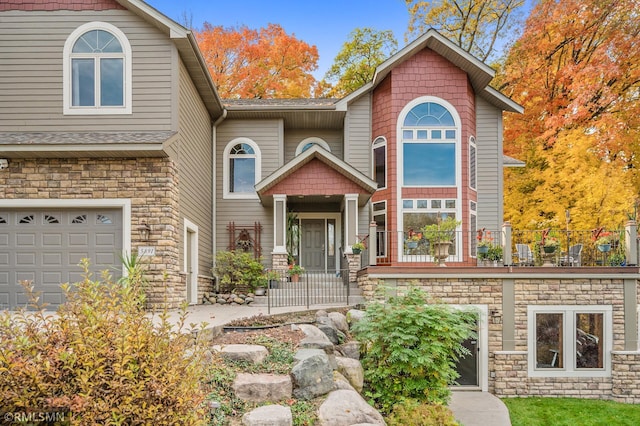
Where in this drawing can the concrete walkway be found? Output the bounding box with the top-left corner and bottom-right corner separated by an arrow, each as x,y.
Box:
449,391 -> 512,426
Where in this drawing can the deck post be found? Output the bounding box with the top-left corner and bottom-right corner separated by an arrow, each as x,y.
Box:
502,221 -> 512,266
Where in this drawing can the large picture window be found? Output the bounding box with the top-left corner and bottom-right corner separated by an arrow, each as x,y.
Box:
528,306 -> 612,377
401,101 -> 458,186
223,138 -> 261,199
63,22 -> 132,114
402,198 -> 457,257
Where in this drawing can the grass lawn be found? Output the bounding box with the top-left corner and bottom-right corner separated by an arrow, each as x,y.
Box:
503,397 -> 640,426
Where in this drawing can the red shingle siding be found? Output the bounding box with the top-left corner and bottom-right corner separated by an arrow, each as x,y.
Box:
0,0 -> 124,11
263,159 -> 367,196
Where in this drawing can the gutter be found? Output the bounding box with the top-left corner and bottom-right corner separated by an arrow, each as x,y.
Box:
211,109 -> 227,291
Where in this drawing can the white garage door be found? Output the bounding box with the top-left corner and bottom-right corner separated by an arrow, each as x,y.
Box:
0,209 -> 123,309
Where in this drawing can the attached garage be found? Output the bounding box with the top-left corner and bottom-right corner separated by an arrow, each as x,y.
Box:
0,209 -> 123,309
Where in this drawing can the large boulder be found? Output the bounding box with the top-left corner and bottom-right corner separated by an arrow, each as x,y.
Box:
317,389 -> 386,426
316,316 -> 341,345
332,371 -> 356,392
298,324 -> 334,353
337,341 -> 361,360
291,349 -> 334,400
346,309 -> 366,329
241,404 -> 293,426
218,344 -> 269,364
335,356 -> 364,393
232,373 -> 293,403
328,312 -> 349,334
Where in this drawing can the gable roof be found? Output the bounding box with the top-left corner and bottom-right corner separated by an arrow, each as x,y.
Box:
255,145 -> 377,205
335,29 -> 523,114
115,0 -> 224,119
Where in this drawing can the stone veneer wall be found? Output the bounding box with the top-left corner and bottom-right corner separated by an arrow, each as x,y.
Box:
0,157 -> 185,308
357,273 -> 640,402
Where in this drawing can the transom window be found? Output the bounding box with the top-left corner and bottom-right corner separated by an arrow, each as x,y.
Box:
528,305 -> 612,377
63,22 -> 132,115
401,100 -> 459,186
295,138 -> 331,155
223,138 -> 261,199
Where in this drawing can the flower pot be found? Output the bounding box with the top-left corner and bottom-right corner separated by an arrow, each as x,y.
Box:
352,248 -> 362,254
477,246 -> 489,254
432,241 -> 452,266
254,287 -> 266,296
268,279 -> 279,289
291,274 -> 300,283
406,241 -> 418,249
597,244 -> 611,253
543,246 -> 556,254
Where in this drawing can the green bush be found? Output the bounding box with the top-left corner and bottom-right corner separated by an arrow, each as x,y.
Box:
213,251 -> 265,292
387,399 -> 459,426
0,259 -> 209,425
352,286 -> 476,413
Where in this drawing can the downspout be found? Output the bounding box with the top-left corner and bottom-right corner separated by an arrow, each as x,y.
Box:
212,109 -> 227,291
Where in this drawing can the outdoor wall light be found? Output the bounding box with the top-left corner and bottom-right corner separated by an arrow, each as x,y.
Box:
138,222 -> 151,241
0,159 -> 8,170
490,309 -> 502,324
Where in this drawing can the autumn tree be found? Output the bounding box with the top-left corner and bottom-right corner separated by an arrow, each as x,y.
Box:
500,0 -> 640,229
405,0 -> 524,61
322,27 -> 398,98
195,23 -> 319,98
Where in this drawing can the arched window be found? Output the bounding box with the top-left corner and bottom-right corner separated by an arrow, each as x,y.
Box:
223,138 -> 261,199
63,22 -> 132,114
372,136 -> 386,189
295,137 -> 331,155
400,99 -> 459,186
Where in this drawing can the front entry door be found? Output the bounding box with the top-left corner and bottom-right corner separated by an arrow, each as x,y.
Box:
301,219 -> 325,271
455,322 -> 479,386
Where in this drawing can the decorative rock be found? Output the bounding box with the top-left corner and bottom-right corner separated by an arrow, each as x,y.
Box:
291,349 -> 334,400
346,309 -> 366,328
217,298 -> 227,304
333,371 -> 356,392
298,324 -> 334,353
316,317 -> 341,345
315,310 -> 329,320
335,356 -> 364,393
234,297 -> 245,304
233,373 -> 293,403
245,297 -> 254,303
317,390 -> 386,426
328,312 -> 349,334
220,344 -> 268,364
337,341 -> 361,360
241,404 -> 293,426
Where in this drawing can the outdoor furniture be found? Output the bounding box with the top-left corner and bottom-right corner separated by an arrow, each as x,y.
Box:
516,244 -> 534,266
559,244 -> 583,266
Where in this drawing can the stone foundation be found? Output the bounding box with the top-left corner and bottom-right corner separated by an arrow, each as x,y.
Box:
272,252 -> 289,273
345,253 -> 360,283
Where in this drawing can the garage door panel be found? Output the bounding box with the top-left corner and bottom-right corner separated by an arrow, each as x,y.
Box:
16,233 -> 36,246
1,209 -> 123,309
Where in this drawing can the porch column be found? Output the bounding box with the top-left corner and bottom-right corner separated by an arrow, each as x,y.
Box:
344,194 -> 359,253
625,220 -> 637,266
502,221 -> 512,266
272,194 -> 288,271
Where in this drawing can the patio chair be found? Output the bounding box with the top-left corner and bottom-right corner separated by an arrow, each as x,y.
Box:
516,244 -> 534,266
559,244 -> 583,267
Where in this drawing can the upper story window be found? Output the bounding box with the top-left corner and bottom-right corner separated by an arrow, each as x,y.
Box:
63,22 -> 132,115
295,137 -> 331,155
223,138 -> 261,199
400,99 -> 459,187
372,137 -> 386,189
469,136 -> 477,191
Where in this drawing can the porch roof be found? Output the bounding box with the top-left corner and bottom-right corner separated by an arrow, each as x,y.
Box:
255,145 -> 377,206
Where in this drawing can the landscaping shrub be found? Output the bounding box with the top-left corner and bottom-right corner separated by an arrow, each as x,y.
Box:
351,286 -> 476,413
213,250 -> 265,292
387,399 -> 458,426
0,258 -> 209,425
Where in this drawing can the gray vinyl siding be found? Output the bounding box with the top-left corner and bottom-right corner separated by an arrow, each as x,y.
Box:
475,96 -> 504,232
165,60 -> 212,277
284,129 -> 344,162
215,119 -> 281,266
0,10 -> 173,132
344,94 -> 372,175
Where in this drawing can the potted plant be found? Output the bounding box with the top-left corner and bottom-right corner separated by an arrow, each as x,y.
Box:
352,241 -> 365,254
487,244 -> 503,266
476,229 -> 493,256
595,236 -> 611,252
265,270 -> 280,290
542,236 -> 560,254
288,263 -> 304,282
422,216 -> 461,266
405,232 -> 422,249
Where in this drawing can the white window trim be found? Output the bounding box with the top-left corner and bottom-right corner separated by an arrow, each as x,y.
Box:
223,137 -> 261,200
469,136 -> 477,192
527,305 -> 613,378
470,201 -> 477,258
372,200 -> 387,258
63,22 -> 132,115
372,136 -> 387,190
183,218 -> 199,305
397,96 -> 461,189
295,137 -> 331,155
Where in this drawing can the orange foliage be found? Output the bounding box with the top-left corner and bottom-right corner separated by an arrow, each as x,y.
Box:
195,23 -> 319,99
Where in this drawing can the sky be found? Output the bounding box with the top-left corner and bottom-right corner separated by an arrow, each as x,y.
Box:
145,0 -> 534,80
146,0 -> 413,79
